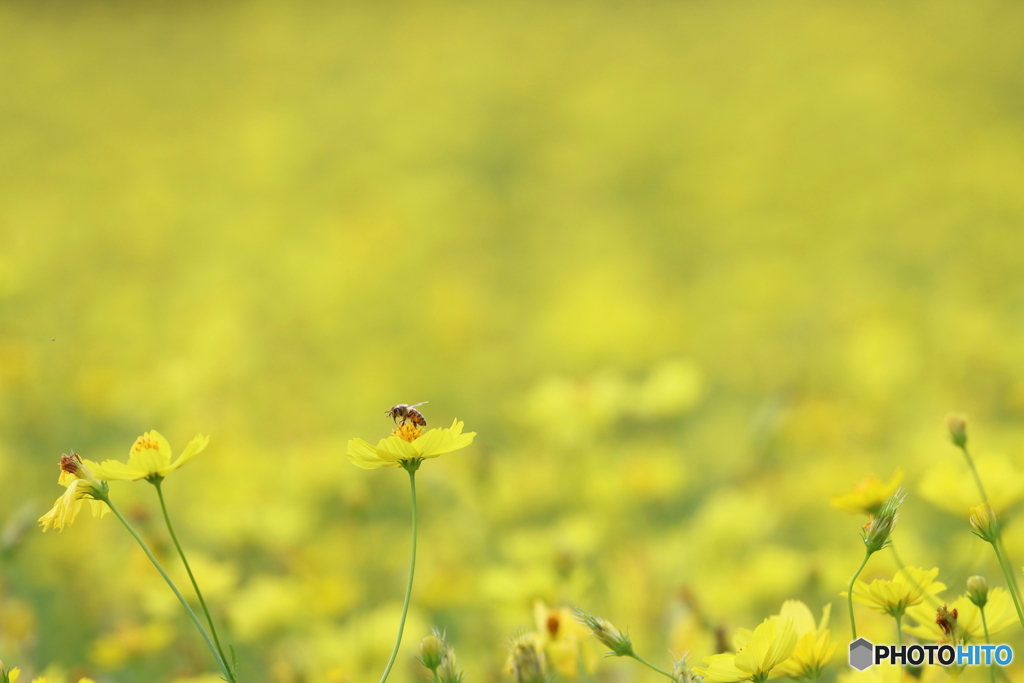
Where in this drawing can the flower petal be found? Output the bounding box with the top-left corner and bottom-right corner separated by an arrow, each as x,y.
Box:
376,435 -> 419,460
165,433 -> 210,474
127,430 -> 173,474
90,459 -> 148,481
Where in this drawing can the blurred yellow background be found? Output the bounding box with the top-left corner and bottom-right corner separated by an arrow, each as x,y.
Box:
3,1 -> 1024,681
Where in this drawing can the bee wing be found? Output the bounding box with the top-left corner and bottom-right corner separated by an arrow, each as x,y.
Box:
409,401 -> 429,408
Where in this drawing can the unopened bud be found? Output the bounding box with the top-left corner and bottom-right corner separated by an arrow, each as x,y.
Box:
969,504 -> 1000,543
510,635 -> 546,683
673,653 -> 700,683
946,414 -> 968,449
437,651 -> 463,683
574,608 -> 633,656
861,488 -> 907,553
418,632 -> 447,671
966,576 -> 989,608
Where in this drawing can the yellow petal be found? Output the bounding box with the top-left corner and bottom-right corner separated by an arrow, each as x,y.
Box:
89,459 -> 148,481
165,433 -> 209,473
346,439 -> 392,468
127,430 -> 173,474
376,435 -> 419,460
695,654 -> 750,682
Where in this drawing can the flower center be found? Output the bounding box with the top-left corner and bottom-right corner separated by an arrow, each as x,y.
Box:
59,452 -> 81,475
132,436 -> 160,453
393,422 -> 423,442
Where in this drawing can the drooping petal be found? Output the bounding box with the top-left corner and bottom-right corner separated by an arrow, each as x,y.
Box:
165,434 -> 209,473
694,654 -> 751,682
346,438 -> 393,468
89,459 -> 148,481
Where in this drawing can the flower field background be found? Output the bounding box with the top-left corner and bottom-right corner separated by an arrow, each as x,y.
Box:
3,1 -> 1024,681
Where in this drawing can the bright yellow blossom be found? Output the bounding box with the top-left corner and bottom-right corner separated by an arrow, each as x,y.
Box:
39,452 -> 109,532
695,617 -> 798,683
532,600 -> 594,677
5,668 -> 19,683
89,431 -> 209,481
346,419 -> 475,469
847,567 -> 945,618
831,470 -> 903,516
772,601 -> 837,680
904,588 -> 1017,642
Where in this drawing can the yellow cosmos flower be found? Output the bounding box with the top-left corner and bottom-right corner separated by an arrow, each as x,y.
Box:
904,588 -> 1017,642
532,600 -> 594,678
4,667 -> 20,683
695,618 -> 798,683
831,470 -> 903,516
346,419 -> 476,469
89,431 -> 209,481
39,452 -> 109,532
847,567 -> 945,618
772,601 -> 837,680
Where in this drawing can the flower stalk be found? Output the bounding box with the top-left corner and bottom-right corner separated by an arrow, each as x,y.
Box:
151,475 -> 235,683
378,458 -> 421,683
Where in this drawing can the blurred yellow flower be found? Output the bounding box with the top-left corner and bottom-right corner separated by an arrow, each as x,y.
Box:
89,431 -> 209,481
773,601 -> 837,680
919,453 -> 1024,514
695,618 -> 798,683
346,419 -> 475,469
847,567 -> 945,618
904,588 -> 1017,642
831,470 -> 903,516
532,600 -> 594,678
39,452 -> 109,532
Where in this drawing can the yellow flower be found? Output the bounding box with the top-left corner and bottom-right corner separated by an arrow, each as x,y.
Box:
831,470 -> 903,516
695,618 -> 798,683
847,566 -> 945,618
904,588 -> 1017,642
532,600 -> 594,678
346,419 -> 475,469
89,430 -> 209,481
38,452 -> 109,532
773,601 -> 837,680
5,667 -> 20,683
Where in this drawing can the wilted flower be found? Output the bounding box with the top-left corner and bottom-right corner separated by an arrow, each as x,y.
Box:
89,431 -> 210,482
831,470 -> 904,516
966,576 -> 988,608
860,488 -> 907,552
904,587 -> 1017,642
574,608 -> 633,657
694,618 -> 798,683
847,566 -> 945,618
347,419 -> 475,469
39,452 -> 110,532
968,503 -> 1000,543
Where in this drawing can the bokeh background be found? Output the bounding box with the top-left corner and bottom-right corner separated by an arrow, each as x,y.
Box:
3,0 -> 1024,681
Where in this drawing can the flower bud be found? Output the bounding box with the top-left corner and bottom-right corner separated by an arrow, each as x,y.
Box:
969,503 -> 1000,543
437,651 -> 463,683
418,633 -> 447,671
861,488 -> 907,553
510,635 -> 546,683
574,608 -> 633,657
673,653 -> 700,683
966,576 -> 989,608
946,414 -> 968,449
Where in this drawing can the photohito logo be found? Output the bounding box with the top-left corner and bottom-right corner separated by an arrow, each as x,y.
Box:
849,638 -> 1013,671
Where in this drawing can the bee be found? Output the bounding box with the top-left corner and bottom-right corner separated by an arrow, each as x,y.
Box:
387,401 -> 429,427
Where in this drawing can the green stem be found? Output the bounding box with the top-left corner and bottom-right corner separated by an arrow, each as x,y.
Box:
628,652 -> 676,681
996,536 -> 1021,594
991,541 -> 1024,629
961,444 -> 990,504
153,479 -> 234,682
894,614 -> 903,682
104,495 -> 232,680
847,548 -> 872,639
982,606 -> 996,683
378,462 -> 420,683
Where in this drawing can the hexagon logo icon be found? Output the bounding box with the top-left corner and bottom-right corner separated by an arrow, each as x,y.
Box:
849,638 -> 874,671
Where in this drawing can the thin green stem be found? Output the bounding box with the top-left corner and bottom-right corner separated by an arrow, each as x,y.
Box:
628,652 -> 676,681
847,548 -> 872,639
982,606 -> 996,683
894,614 -> 903,682
104,495 -> 232,680
378,463 -> 420,683
991,541 -> 1024,630
959,444 -> 1020,594
153,479 -> 234,682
